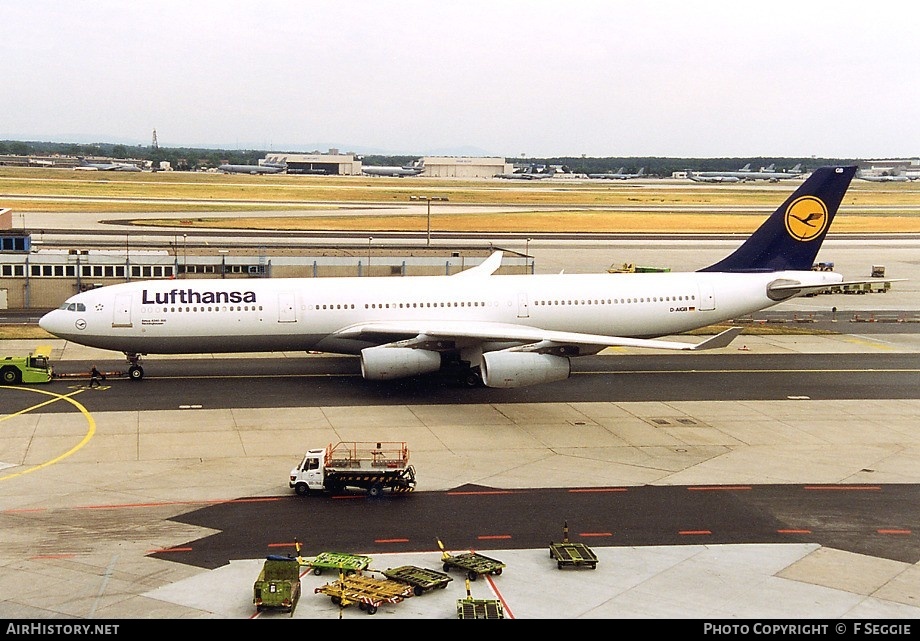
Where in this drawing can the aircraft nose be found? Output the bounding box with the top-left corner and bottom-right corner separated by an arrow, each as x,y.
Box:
38,310 -> 54,332
38,309 -> 64,335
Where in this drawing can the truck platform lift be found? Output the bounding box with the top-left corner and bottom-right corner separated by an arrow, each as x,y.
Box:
549,521 -> 598,570
314,571 -> 413,615
456,579 -> 504,619
381,565 -> 453,596
437,538 -> 505,581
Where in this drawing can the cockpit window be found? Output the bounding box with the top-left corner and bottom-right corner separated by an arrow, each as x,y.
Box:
60,302 -> 86,312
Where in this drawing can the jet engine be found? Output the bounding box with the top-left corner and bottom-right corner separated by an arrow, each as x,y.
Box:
360,346 -> 442,380
480,352 -> 571,388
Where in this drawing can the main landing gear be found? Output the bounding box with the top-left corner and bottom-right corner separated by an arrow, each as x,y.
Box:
125,353 -> 144,381
461,366 -> 483,388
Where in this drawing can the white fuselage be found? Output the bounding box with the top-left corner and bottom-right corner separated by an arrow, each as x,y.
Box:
38,269 -> 840,356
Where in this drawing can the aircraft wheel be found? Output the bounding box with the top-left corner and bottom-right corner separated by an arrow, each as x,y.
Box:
463,369 -> 482,387
128,365 -> 144,381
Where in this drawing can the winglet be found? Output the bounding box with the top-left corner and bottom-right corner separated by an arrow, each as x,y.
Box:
689,327 -> 743,350
452,251 -> 503,278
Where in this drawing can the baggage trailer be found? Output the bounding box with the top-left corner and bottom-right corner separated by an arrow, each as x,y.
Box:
549,521 -> 598,570
381,565 -> 453,596
298,548 -> 371,576
252,555 -> 302,615
437,539 -> 505,581
314,572 -> 413,615
456,579 -> 504,619
290,441 -> 417,497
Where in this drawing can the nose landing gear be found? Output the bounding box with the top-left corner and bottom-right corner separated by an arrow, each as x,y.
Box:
125,353 -> 145,381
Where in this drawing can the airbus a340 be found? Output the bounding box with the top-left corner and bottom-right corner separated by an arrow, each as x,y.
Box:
41,166 -> 887,388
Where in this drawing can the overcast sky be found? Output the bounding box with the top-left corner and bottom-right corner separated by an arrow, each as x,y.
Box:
1,1 -> 917,159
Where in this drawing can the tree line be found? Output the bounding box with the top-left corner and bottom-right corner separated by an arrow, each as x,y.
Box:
0,139 -> 857,175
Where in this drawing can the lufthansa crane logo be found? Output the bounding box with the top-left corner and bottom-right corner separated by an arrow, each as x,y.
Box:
784,196 -> 828,241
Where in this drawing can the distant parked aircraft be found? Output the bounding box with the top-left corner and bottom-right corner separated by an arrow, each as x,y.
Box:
690,163 -> 803,183
496,165 -> 556,180
217,161 -> 287,175
856,169 -> 910,183
75,157 -> 142,172
687,170 -> 741,184
588,167 -> 625,179
588,167 -> 645,180
361,160 -> 425,177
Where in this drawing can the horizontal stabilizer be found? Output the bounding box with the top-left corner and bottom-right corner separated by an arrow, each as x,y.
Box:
768,278 -> 906,298
687,327 -> 743,350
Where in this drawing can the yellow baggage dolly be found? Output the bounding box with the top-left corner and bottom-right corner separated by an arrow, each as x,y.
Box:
549,521 -> 598,570
456,579 -> 504,619
437,538 -> 505,581
381,564 -> 453,596
294,540 -> 371,576
314,571 -> 413,615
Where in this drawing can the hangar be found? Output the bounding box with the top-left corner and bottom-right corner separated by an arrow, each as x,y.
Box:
262,151 -> 512,178
263,150 -> 361,175
418,156 -> 513,178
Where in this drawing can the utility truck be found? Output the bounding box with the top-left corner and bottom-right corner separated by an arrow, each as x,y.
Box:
290,441 -> 417,498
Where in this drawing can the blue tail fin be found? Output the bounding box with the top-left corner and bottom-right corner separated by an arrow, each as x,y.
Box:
699,165 -> 857,273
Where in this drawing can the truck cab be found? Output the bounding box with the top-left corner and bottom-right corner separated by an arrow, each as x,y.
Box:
290,448 -> 326,494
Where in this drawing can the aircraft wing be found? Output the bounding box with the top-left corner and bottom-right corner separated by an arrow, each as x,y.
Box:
333,321 -> 743,355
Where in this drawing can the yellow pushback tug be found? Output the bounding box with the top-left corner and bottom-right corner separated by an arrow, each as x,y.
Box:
0,346 -> 53,384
